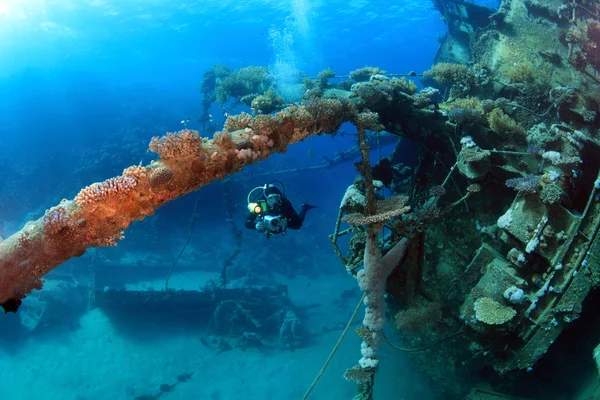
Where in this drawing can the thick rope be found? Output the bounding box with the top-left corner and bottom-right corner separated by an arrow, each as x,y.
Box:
301,292 -> 366,400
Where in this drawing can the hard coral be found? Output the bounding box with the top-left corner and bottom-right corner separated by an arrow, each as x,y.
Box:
474,297 -> 516,325
123,165 -> 148,182
505,175 -> 542,194
149,130 -> 204,160
488,108 -> 526,136
446,96 -> 484,112
395,302 -> 442,333
353,111 -> 383,131
540,184 -> 564,204
224,112 -> 253,132
448,108 -> 485,125
215,66 -> 270,104
74,176 -> 137,209
412,86 -> 440,108
566,20 -> 600,73
42,206 -> 71,234
301,97 -> 355,135
316,67 -> 335,89
351,77 -> 417,109
423,63 -> 476,88
343,196 -> 410,226
585,20 -> 600,71
506,62 -> 535,83
250,90 -> 285,115
148,166 -> 173,188
349,67 -> 387,82
200,64 -> 231,93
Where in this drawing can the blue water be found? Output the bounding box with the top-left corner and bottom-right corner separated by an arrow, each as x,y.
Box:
0,1 -> 473,399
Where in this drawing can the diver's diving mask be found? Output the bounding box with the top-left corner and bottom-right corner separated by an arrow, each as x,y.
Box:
266,193 -> 282,208
247,182 -> 284,215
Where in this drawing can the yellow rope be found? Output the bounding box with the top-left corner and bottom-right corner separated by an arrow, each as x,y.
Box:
301,292 -> 366,400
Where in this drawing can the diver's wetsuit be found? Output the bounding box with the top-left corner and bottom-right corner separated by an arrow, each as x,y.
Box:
245,192 -> 312,231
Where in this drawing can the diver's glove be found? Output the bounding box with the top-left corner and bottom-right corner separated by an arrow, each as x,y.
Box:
255,221 -> 266,232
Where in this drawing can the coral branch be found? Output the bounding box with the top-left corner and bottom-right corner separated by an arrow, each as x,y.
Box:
341,121 -> 410,384
0,100 -> 352,311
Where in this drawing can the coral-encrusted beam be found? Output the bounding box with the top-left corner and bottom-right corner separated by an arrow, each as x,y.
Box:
0,100 -> 354,311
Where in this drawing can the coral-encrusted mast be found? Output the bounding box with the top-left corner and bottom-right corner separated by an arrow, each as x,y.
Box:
0,99 -> 356,311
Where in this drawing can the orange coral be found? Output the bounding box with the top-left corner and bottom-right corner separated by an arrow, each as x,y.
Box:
149,129 -> 205,160
0,100 -> 357,310
343,196 -> 410,226
74,176 -> 137,209
224,112 -> 253,132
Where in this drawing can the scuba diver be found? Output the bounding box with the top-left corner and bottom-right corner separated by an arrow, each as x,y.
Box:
245,181 -> 317,238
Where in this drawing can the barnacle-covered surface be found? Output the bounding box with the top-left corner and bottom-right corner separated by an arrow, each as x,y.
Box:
3,0 -> 600,398
322,0 -> 600,398
181,1 -> 600,396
